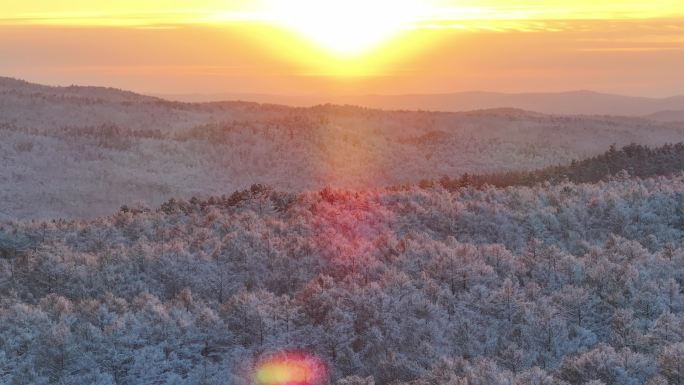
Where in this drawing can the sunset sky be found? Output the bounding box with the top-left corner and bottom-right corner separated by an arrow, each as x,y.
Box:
1,1 -> 683,97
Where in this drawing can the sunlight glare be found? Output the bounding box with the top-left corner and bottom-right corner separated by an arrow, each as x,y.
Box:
265,0 -> 425,57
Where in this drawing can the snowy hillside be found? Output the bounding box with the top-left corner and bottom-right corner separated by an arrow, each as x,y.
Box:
1,174 -> 683,384
2,78 -> 684,219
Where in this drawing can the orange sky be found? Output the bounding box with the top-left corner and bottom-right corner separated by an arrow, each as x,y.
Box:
1,1 -> 683,97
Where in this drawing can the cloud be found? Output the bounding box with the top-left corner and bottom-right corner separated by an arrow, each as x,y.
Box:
1,1 -> 683,27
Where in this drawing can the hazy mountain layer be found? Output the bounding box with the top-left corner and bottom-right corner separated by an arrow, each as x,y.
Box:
162,90 -> 684,117
2,78 -> 684,219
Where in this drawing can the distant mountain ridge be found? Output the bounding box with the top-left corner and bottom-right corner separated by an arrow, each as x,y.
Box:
4,76 -> 684,117
160,89 -> 684,118
343,90 -> 684,117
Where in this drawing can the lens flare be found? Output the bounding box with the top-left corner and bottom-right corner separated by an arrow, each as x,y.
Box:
254,351 -> 327,385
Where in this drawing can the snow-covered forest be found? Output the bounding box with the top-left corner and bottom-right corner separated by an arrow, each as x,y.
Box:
2,78 -> 684,385
2,166 -> 684,384
3,77 -> 684,219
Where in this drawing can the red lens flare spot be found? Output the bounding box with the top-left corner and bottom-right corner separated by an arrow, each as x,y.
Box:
254,351 -> 327,385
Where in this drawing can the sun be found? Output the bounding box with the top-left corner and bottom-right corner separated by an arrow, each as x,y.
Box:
264,0 -> 424,57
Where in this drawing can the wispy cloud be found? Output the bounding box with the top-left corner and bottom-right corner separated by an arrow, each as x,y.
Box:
1,1 -> 683,27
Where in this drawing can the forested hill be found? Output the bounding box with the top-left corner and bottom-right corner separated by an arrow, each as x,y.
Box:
4,75 -> 684,219
434,143 -> 684,190
1,172 -> 684,384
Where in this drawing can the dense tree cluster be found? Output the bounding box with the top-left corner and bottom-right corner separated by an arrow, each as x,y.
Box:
433,143 -> 684,190
1,172 -> 683,384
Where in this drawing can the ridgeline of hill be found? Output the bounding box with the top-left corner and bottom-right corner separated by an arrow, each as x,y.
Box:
429,143 -> 684,190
